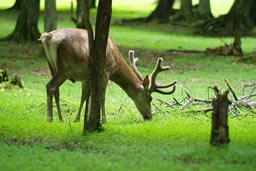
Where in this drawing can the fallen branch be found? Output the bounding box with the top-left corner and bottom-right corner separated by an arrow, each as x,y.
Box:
155,80 -> 256,119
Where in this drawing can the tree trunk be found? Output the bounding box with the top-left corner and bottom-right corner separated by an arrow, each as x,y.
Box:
197,0 -> 213,19
8,0 -> 22,10
122,0 -> 175,23
198,0 -> 256,36
146,0 -> 175,22
210,87 -> 231,145
180,0 -> 193,20
2,0 -> 40,42
44,0 -> 57,32
71,0 -> 86,28
83,0 -> 112,132
90,0 -> 96,8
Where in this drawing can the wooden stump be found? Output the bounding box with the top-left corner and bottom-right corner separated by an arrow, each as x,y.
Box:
210,87 -> 231,145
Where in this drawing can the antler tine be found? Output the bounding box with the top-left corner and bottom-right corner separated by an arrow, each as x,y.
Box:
155,84 -> 176,95
149,57 -> 177,95
129,50 -> 144,81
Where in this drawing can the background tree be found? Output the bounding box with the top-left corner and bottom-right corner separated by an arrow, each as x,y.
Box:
71,0 -> 95,28
123,0 -> 214,23
2,0 -> 40,41
146,0 -> 175,22
198,0 -> 256,56
179,0 -> 193,20
199,0 -> 256,36
122,0 -> 175,23
44,0 -> 57,32
83,0 -> 112,132
196,0 -> 213,20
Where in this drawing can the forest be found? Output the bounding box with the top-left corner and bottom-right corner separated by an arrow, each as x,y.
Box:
0,0 -> 256,171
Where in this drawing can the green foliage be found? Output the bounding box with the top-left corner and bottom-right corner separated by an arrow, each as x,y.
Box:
0,1 -> 256,171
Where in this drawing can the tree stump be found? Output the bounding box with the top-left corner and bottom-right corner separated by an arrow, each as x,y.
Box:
210,87 -> 231,145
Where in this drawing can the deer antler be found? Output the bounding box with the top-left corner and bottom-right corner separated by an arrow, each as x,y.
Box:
149,57 -> 176,95
129,50 -> 144,81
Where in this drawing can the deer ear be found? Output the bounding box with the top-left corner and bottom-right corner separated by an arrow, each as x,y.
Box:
143,75 -> 150,88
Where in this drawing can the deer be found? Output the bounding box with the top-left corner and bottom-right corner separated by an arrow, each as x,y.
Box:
39,28 -> 176,123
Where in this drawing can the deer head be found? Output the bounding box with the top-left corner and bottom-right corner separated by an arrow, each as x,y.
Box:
128,50 -> 176,119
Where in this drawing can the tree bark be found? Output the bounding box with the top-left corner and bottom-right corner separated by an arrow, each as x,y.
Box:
44,0 -> 57,32
122,0 -> 175,23
210,87 -> 231,145
71,0 -> 95,28
83,0 -> 112,132
180,0 -> 193,20
197,0 -> 213,19
146,0 -> 175,22
198,0 -> 256,36
2,0 -> 40,42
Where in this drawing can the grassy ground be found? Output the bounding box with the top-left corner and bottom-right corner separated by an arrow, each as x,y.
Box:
0,1 -> 256,171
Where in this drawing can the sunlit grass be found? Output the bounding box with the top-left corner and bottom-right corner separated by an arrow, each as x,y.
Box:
110,26 -> 256,53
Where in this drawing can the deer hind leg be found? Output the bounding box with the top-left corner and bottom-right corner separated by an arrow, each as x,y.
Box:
74,80 -> 88,122
54,88 -> 63,122
47,64 -> 63,122
46,73 -> 66,122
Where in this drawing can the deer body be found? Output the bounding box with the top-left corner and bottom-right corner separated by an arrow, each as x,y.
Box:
39,28 -> 176,122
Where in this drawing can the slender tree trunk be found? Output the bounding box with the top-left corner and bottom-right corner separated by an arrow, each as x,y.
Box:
70,0 -> 87,28
180,0 -> 193,20
44,0 -> 57,32
83,0 -> 112,132
146,0 -> 175,22
197,0 -> 213,19
232,0 -> 243,56
2,0 -> 40,42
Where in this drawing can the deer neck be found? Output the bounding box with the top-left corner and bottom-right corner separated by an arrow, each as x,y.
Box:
110,57 -> 143,99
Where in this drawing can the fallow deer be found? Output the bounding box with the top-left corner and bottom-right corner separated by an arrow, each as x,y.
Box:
39,28 -> 176,122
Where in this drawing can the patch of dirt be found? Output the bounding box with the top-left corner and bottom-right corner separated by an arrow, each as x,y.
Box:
32,67 -> 50,76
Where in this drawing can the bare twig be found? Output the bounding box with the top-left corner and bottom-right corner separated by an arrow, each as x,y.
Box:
225,79 -> 238,101
155,80 -> 256,120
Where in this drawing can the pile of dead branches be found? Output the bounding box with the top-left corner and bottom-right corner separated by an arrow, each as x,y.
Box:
157,79 -> 256,119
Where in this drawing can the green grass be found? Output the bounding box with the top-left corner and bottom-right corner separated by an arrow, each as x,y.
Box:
0,1 -> 256,171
